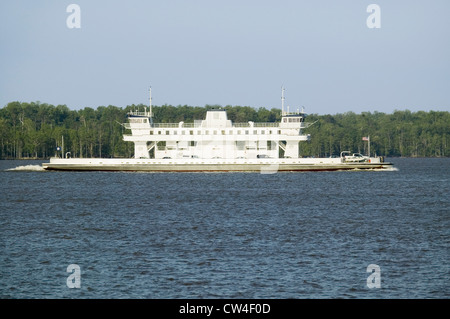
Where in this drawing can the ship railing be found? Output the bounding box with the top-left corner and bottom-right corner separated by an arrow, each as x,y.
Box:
152,123 -> 198,128
233,122 -> 280,128
124,122 -> 199,129
124,122 -> 311,129
151,123 -> 281,128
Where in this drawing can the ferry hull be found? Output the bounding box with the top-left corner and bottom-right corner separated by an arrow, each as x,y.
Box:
42,158 -> 394,172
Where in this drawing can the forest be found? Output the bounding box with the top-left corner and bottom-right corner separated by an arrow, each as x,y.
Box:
0,101 -> 448,159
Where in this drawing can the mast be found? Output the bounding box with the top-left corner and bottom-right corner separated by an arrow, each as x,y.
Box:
281,86 -> 285,116
149,86 -> 153,118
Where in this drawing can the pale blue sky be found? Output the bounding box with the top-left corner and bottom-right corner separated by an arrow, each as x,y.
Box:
1,0 -> 449,114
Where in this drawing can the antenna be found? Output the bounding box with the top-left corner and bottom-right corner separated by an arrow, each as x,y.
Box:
281,86 -> 285,116
149,86 -> 153,118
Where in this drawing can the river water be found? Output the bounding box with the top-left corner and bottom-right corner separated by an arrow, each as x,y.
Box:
0,158 -> 448,298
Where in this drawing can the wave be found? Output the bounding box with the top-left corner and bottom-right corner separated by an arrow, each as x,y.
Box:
6,165 -> 46,172
380,166 -> 399,172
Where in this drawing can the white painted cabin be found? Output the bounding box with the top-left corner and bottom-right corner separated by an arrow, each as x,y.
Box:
123,108 -> 311,160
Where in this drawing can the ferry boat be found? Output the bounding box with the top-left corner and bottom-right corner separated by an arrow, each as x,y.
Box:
42,89 -> 393,172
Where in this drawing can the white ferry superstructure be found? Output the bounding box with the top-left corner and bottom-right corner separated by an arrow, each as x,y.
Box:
42,89 -> 393,172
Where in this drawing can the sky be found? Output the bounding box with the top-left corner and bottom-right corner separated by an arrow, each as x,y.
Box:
0,0 -> 449,114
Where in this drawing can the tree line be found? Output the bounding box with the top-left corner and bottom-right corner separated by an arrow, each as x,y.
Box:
0,101 -> 448,159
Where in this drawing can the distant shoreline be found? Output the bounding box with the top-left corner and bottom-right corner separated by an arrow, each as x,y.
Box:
1,103 -> 448,159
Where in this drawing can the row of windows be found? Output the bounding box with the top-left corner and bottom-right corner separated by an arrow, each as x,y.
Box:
283,117 -> 304,123
150,130 -> 283,135
129,118 -> 148,123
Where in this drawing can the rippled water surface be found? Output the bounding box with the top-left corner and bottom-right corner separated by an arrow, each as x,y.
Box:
0,158 -> 448,298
